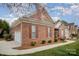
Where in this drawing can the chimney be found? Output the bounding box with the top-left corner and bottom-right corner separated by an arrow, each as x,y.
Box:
35,3 -> 45,20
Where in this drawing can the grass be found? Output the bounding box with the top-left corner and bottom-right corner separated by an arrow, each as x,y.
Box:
0,39 -> 79,56
20,39 -> 79,56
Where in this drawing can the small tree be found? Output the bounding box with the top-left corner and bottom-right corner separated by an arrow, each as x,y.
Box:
2,20 -> 10,34
0,20 -> 3,37
0,19 -> 11,40
0,19 -> 10,39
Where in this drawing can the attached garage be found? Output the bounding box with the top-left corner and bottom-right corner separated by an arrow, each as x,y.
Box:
14,31 -> 22,46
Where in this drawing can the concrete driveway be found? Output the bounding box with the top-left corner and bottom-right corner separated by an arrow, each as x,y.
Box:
0,40 -> 75,55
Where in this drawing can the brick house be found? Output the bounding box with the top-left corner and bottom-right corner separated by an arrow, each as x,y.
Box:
11,4 -> 55,49
74,25 -> 78,35
68,23 -> 78,39
55,20 -> 70,40
68,23 -> 75,35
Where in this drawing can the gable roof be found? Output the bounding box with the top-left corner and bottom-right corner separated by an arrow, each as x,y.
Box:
55,20 -> 69,29
29,9 -> 54,24
12,4 -> 54,27
68,23 -> 74,25
30,4 -> 54,23
55,20 -> 68,25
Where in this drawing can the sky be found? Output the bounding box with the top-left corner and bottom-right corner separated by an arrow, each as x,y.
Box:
0,3 -> 79,27
47,3 -> 79,26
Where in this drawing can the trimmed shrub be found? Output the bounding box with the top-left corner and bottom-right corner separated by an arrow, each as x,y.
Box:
48,40 -> 52,43
60,38 -> 65,41
41,40 -> 46,44
31,41 -> 36,46
54,39 -> 57,42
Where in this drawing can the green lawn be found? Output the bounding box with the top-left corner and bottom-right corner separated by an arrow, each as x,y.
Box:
20,40 -> 79,56
1,40 -> 79,56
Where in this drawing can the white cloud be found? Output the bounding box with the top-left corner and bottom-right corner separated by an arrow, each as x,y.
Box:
62,8 -> 72,15
52,17 -> 61,22
9,14 -> 14,17
49,4 -> 79,16
6,18 -> 18,25
51,6 -> 64,11
71,5 -> 78,9
0,17 -> 18,26
50,6 -> 72,16
71,4 -> 79,13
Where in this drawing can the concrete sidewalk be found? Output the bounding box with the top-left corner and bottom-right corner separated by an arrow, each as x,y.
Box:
0,40 -> 75,55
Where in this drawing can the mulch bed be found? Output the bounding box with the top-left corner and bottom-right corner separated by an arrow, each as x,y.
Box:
13,42 -> 54,50
13,40 -> 66,50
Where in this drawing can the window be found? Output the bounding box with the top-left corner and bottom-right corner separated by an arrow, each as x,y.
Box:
32,25 -> 36,39
48,27 -> 51,37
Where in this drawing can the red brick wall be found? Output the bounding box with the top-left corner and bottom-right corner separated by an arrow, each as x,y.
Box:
11,22 -> 54,48
21,22 -> 54,47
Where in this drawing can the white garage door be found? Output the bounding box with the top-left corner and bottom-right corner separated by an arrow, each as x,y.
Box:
14,31 -> 22,46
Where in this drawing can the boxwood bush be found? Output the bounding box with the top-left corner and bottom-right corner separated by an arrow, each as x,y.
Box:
31,41 -> 36,46
41,40 -> 46,44
48,40 -> 52,43
54,39 -> 58,42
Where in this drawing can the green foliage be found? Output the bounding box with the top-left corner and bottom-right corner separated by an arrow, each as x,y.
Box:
31,41 -> 36,46
0,20 -> 3,28
1,40 -> 79,56
41,40 -> 46,44
2,20 -> 10,33
24,40 -> 79,56
54,39 -> 58,42
0,19 -> 10,38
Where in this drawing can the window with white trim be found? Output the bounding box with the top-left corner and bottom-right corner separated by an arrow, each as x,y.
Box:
32,25 -> 36,39
48,27 -> 51,37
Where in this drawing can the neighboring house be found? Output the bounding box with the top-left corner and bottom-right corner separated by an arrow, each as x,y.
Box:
11,4 -> 55,48
68,23 -> 75,35
55,20 -> 70,40
74,25 -> 78,35
68,23 -> 78,39
77,27 -> 79,38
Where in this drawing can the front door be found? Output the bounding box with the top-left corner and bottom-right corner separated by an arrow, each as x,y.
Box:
54,29 -> 59,42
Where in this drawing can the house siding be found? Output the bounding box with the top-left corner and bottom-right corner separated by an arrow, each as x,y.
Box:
20,22 -> 54,48
11,4 -> 55,49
